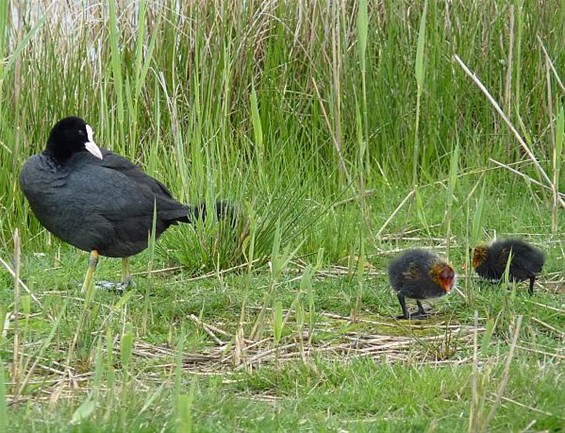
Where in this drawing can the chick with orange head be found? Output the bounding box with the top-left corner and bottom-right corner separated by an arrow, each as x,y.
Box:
471,239 -> 544,295
388,249 -> 456,320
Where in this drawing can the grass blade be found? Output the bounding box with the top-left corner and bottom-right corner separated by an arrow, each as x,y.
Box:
445,143 -> 460,258
108,0 -> 124,126
551,104 -> 563,231
0,357 -> 6,433
412,0 -> 428,187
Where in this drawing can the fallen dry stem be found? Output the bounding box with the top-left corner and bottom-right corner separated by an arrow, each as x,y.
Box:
489,158 -> 565,200
454,54 -> 565,209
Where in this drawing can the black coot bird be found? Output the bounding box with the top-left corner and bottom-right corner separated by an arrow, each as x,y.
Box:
471,239 -> 544,295
20,116 -> 231,291
388,249 -> 455,320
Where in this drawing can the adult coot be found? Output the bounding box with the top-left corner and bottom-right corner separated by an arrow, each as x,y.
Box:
471,239 -> 544,295
387,249 -> 455,320
20,116 -> 231,291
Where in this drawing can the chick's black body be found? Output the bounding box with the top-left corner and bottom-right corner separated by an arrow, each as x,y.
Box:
388,249 -> 455,320
472,239 -> 544,295
20,116 -> 230,289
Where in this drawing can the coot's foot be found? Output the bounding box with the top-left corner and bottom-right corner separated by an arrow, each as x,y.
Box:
94,280 -> 134,292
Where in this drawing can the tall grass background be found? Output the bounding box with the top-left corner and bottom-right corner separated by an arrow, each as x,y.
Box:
0,1 -> 564,431
0,0 -> 562,261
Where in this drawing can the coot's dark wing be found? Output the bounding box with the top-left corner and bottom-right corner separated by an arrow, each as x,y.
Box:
68,150 -> 189,256
20,149 -> 189,257
99,150 -> 176,201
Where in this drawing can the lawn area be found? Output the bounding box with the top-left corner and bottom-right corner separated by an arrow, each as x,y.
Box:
0,1 -> 564,432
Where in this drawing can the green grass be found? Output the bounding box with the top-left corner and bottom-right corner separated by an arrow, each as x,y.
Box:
1,1 -> 564,432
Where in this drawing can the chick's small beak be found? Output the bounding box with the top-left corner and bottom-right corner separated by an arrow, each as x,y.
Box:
84,124 -> 103,159
442,279 -> 453,294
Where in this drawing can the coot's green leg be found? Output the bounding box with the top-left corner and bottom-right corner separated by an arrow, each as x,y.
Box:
121,257 -> 134,288
81,250 -> 99,292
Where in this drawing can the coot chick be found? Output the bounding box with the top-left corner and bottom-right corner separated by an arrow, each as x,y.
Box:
388,249 -> 455,320
20,116 -> 232,291
471,239 -> 544,295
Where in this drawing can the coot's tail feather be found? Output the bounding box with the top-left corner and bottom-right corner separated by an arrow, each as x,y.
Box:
182,200 -> 236,227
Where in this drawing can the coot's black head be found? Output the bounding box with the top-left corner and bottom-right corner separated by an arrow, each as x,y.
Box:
45,116 -> 103,163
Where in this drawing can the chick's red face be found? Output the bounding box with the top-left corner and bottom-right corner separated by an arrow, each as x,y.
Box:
430,263 -> 456,293
438,265 -> 455,293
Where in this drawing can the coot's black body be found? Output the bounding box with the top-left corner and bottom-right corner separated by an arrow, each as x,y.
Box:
472,239 -> 544,295
388,249 -> 455,320
20,147 -> 191,257
20,116 -> 230,289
